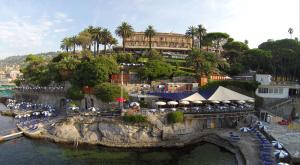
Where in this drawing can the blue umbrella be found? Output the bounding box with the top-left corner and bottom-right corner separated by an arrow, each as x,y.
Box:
259,125 -> 268,130
274,150 -> 289,159
272,141 -> 284,149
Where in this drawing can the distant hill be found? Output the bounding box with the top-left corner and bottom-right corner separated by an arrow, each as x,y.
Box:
0,52 -> 59,67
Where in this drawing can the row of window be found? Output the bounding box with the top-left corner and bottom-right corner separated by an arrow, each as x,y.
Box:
127,42 -> 190,48
130,36 -> 189,42
258,88 -> 283,94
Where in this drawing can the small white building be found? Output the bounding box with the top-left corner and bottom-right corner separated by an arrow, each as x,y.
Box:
256,82 -> 300,99
256,74 -> 272,85
256,85 -> 290,99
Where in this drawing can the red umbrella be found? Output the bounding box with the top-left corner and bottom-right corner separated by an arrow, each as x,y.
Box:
116,97 -> 126,103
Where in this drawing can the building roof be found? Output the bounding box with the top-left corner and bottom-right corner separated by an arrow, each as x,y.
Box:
133,32 -> 186,37
147,91 -> 194,100
181,92 -> 206,101
200,86 -> 253,101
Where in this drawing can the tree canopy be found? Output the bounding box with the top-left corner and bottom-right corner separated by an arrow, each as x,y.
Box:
72,56 -> 119,87
94,83 -> 128,102
138,60 -> 173,81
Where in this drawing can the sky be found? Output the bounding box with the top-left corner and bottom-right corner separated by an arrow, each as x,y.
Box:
0,0 -> 299,58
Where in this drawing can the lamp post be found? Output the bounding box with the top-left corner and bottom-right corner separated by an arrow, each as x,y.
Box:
121,69 -> 124,111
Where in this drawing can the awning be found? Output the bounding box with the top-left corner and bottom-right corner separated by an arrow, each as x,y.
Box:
147,92 -> 194,100
181,92 -> 206,101
200,86 -> 254,101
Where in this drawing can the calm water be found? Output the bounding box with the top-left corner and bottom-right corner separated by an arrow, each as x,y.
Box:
0,115 -> 236,165
0,88 -> 236,165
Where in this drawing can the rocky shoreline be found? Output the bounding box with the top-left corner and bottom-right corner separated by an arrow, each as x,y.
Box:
17,115 -> 262,165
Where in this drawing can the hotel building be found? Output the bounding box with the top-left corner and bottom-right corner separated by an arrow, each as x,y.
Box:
115,32 -> 192,54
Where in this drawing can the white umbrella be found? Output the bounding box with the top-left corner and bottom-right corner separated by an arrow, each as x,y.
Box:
167,101 -> 178,105
272,141 -> 284,149
256,121 -> 263,126
240,127 -> 251,132
130,102 -> 140,107
277,163 -> 289,165
259,125 -> 267,130
211,100 -> 220,104
237,100 -> 246,104
192,100 -> 202,104
221,100 -> 231,104
155,101 -> 166,106
88,107 -> 96,112
247,99 -> 255,103
274,150 -> 289,159
179,100 -> 190,105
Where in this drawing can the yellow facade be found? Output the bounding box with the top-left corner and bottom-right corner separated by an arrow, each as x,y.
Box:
123,32 -> 192,52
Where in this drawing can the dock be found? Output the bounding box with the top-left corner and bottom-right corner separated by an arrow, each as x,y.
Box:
0,128 -> 23,142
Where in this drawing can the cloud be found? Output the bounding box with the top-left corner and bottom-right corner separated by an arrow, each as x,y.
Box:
0,17 -> 54,48
0,11 -> 74,57
54,12 -> 73,23
54,28 -> 67,33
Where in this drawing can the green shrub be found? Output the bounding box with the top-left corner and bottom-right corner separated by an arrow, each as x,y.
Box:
114,53 -> 135,63
173,70 -> 194,77
123,114 -> 147,123
94,83 -> 128,103
66,86 -> 84,100
167,111 -> 184,123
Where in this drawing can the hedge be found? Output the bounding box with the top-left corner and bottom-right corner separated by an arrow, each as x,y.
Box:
167,111 -> 184,123
200,80 -> 259,92
122,114 -> 147,123
66,86 -> 84,100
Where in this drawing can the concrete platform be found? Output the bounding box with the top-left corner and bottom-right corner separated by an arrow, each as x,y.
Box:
264,122 -> 300,163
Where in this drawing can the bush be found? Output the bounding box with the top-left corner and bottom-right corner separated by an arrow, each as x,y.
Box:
13,79 -> 22,86
123,114 -> 147,123
138,60 -> 173,81
114,53 -> 135,63
200,80 -> 259,92
172,70 -> 194,77
66,86 -> 84,100
94,83 -> 128,103
167,111 -> 184,123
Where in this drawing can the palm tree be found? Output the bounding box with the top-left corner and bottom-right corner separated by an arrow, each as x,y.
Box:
185,26 -> 197,49
60,37 -> 72,52
70,36 -> 78,54
187,49 -> 228,85
101,28 -> 113,54
77,30 -> 92,50
108,38 -> 118,53
93,27 -> 102,55
288,27 -> 294,39
115,22 -> 134,52
145,25 -> 156,50
196,24 -> 206,49
86,26 -> 95,51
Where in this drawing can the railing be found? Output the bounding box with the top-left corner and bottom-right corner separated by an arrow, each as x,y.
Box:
14,87 -> 66,94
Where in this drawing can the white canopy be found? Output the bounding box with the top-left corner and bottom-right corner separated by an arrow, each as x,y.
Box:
207,86 -> 254,101
155,101 -> 166,106
167,101 -> 178,105
181,92 -> 206,101
192,100 -> 203,104
179,100 -> 190,105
